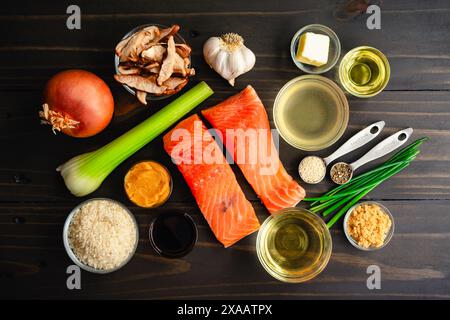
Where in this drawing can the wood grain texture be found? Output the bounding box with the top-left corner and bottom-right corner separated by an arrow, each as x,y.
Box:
1,0 -> 449,299
1,201 -> 449,299
1,90 -> 449,202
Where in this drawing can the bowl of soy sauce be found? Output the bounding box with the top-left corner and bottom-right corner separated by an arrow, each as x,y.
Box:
149,212 -> 198,258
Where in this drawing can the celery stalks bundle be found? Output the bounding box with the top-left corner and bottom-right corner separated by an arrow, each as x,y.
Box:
58,82 -> 213,197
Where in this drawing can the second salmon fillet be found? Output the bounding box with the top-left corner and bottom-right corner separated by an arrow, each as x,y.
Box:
202,86 -> 306,213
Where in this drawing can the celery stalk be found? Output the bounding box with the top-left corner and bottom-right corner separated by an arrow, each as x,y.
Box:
57,82 -> 213,197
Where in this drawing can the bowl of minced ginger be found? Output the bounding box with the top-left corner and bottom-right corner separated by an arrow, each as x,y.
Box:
343,201 -> 394,251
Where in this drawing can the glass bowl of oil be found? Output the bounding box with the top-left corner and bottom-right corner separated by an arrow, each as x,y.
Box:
256,207 -> 332,283
273,75 -> 349,151
339,46 -> 390,98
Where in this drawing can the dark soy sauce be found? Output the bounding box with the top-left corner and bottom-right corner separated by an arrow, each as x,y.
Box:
149,212 -> 197,258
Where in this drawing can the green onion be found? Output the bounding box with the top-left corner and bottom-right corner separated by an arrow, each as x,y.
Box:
57,82 -> 214,197
304,138 -> 428,228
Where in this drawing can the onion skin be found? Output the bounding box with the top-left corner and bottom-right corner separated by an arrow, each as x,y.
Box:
43,70 -> 114,138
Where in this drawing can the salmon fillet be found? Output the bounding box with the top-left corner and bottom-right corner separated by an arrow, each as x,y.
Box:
202,86 -> 306,213
163,114 -> 260,247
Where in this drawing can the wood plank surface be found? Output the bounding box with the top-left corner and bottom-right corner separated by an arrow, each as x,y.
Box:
1,201 -> 449,299
1,0 -> 449,299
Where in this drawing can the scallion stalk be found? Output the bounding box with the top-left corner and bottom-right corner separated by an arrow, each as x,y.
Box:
304,138 -> 428,228
57,82 -> 214,197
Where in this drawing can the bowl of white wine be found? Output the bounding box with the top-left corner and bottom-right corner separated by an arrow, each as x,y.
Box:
256,207 -> 332,283
273,75 -> 349,151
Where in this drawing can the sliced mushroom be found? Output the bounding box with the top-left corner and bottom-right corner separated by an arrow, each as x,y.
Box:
138,25 -> 180,54
141,45 -> 166,63
114,74 -> 167,95
162,77 -> 188,95
173,53 -> 187,76
119,26 -> 160,62
115,25 -> 194,100
157,25 -> 180,42
136,91 -> 148,105
185,57 -> 195,76
115,36 -> 131,56
157,36 -> 176,85
163,77 -> 188,90
143,62 -> 161,74
172,55 -> 195,77
175,43 -> 192,58
118,65 -> 141,75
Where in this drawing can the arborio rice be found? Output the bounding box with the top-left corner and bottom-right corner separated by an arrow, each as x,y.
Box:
68,200 -> 137,270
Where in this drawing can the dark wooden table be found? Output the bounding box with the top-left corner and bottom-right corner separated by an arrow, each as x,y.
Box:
1,0 -> 449,300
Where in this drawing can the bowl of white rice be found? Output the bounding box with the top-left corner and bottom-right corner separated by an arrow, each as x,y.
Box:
63,198 -> 139,274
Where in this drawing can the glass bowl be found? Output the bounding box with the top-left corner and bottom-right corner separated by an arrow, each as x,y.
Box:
63,198 -> 139,274
343,201 -> 395,251
273,75 -> 349,151
114,24 -> 191,101
149,211 -> 198,258
339,46 -> 390,98
124,160 -> 173,208
290,24 -> 341,74
256,207 -> 332,283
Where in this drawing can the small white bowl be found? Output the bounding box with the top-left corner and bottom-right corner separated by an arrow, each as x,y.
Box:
343,201 -> 394,251
63,198 -> 139,274
290,24 -> 341,74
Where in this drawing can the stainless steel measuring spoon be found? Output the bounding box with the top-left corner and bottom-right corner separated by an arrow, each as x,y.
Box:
330,128 -> 413,185
298,121 -> 385,184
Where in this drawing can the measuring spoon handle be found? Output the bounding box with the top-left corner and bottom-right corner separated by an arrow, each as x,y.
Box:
351,128 -> 413,171
323,121 -> 385,165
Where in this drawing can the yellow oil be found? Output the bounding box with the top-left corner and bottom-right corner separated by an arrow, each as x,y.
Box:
257,209 -> 332,282
339,46 -> 390,97
266,217 -> 322,271
274,76 -> 348,151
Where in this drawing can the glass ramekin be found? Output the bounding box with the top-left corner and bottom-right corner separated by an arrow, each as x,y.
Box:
114,24 -> 191,101
290,24 -> 341,74
256,207 -> 332,283
63,198 -> 139,274
343,201 -> 395,251
273,75 -> 349,151
124,160 -> 173,209
338,46 -> 390,98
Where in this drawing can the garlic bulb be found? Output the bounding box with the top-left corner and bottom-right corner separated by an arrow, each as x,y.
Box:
203,33 -> 256,86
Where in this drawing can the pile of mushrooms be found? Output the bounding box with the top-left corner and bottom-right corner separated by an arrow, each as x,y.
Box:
114,25 -> 195,105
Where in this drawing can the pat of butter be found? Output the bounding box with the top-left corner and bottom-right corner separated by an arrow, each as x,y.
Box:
296,32 -> 330,67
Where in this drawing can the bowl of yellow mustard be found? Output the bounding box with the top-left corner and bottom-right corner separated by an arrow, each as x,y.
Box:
124,160 -> 173,208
